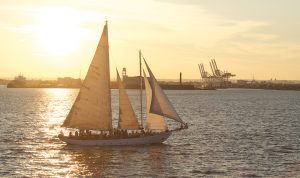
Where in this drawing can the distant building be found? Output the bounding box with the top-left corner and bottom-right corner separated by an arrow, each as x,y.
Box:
57,77 -> 82,87
121,67 -> 195,90
237,80 -> 248,85
122,76 -> 144,89
0,79 -> 10,85
122,67 -> 144,89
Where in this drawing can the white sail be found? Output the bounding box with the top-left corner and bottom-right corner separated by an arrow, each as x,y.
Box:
143,70 -> 167,131
117,70 -> 140,129
62,22 -> 112,130
144,59 -> 185,124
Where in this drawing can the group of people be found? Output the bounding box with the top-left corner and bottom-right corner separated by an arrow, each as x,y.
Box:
58,123 -> 188,140
181,123 -> 189,129
69,130 -> 92,137
59,128 -> 161,140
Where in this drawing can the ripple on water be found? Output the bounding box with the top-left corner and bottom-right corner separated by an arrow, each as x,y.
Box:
0,87 -> 300,176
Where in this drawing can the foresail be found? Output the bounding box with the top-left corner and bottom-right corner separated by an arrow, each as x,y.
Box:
144,59 -> 185,124
117,70 -> 140,129
143,70 -> 167,131
62,22 -> 112,130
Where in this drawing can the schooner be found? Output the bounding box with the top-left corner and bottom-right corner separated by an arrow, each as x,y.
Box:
59,22 -> 188,146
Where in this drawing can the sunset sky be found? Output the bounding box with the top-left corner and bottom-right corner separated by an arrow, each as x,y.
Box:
0,0 -> 300,80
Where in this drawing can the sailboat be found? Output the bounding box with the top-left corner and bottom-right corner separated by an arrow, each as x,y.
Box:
58,22 -> 188,146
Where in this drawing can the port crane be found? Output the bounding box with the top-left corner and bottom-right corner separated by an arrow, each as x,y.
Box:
198,59 -> 235,88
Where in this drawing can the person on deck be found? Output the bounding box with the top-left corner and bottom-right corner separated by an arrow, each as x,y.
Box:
184,123 -> 188,129
58,131 -> 64,138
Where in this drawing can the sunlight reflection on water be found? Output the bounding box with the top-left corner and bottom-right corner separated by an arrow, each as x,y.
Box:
0,86 -> 300,177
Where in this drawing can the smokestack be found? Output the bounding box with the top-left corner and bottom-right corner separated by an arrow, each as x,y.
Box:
122,67 -> 127,80
180,72 -> 182,85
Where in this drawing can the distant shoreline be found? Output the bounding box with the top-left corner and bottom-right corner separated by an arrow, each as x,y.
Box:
3,83 -> 300,91
2,77 -> 300,91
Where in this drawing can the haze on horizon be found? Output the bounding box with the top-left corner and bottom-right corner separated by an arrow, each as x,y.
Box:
0,0 -> 300,80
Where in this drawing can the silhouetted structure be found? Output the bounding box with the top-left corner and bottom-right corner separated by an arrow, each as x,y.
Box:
122,68 -> 194,90
198,59 -> 235,88
0,79 -> 11,85
232,80 -> 300,91
7,75 -> 82,88
179,72 -> 182,85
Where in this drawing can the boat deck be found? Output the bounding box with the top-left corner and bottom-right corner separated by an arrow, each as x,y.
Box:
59,132 -> 172,146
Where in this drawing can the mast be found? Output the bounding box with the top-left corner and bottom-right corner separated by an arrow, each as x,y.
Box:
139,50 -> 143,129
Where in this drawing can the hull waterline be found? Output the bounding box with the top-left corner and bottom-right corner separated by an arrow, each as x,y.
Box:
59,132 -> 171,146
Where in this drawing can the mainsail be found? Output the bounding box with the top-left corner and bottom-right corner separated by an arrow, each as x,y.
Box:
62,22 -> 112,130
117,70 -> 140,129
143,70 -> 167,131
144,59 -> 185,124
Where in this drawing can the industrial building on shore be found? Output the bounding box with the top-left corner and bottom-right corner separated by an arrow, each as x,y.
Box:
121,68 -> 195,90
7,74 -> 82,88
4,68 -> 300,91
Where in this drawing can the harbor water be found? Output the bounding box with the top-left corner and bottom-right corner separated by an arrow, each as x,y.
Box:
0,85 -> 299,177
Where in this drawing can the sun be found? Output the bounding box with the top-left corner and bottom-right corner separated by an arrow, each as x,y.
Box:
35,7 -> 87,55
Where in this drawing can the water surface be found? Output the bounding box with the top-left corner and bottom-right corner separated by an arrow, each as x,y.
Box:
0,86 -> 299,177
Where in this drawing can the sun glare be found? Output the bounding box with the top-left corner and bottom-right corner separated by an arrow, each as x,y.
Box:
35,7 -> 87,55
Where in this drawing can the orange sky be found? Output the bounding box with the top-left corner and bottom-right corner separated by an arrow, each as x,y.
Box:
0,0 -> 300,80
